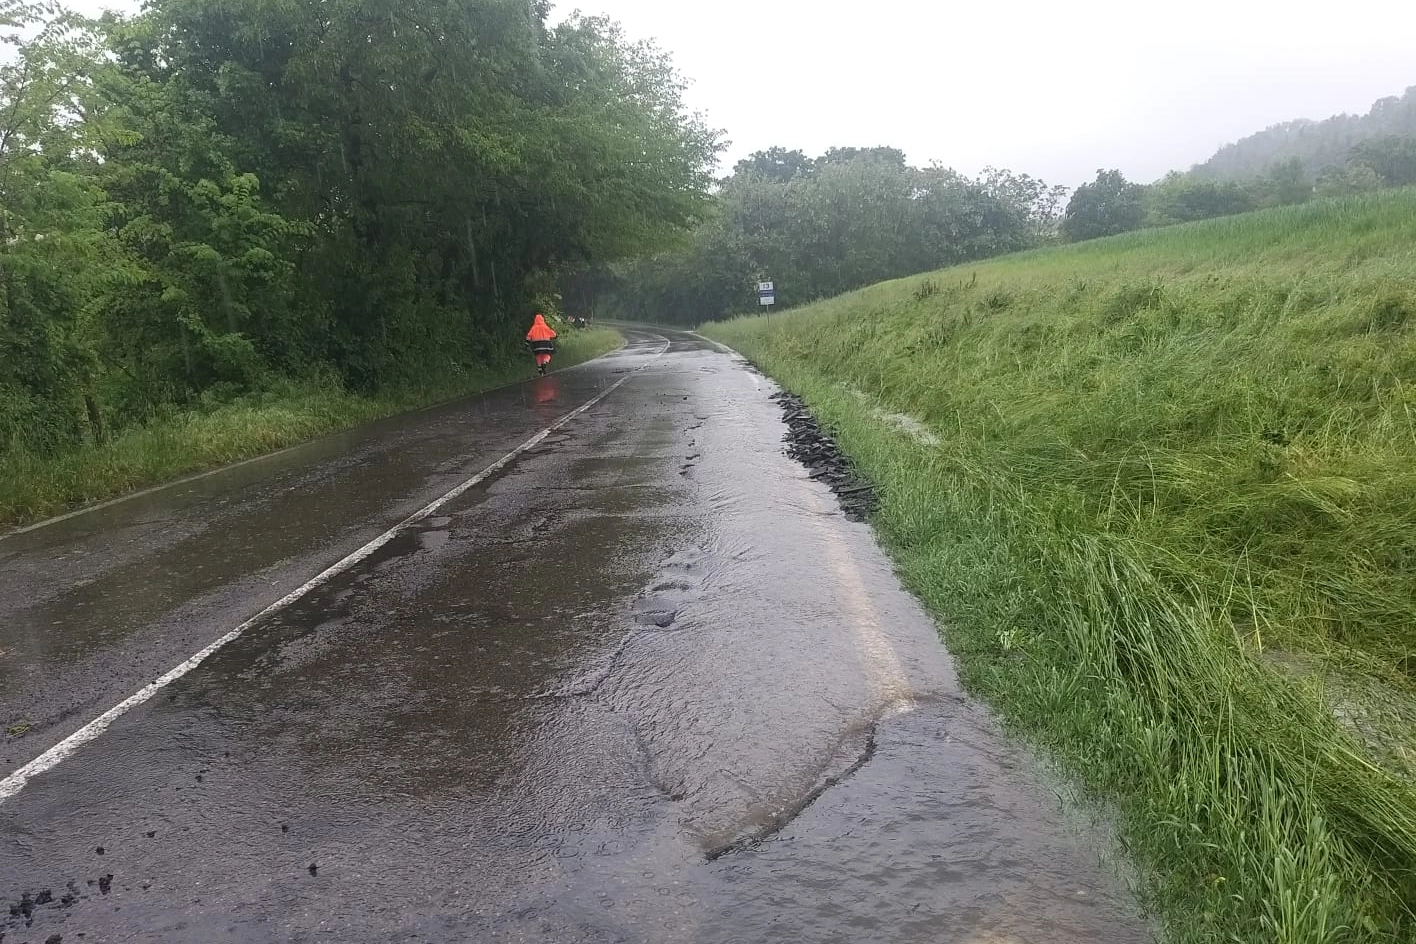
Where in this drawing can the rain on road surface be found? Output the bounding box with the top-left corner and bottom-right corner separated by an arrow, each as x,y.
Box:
1,330 -> 1151,943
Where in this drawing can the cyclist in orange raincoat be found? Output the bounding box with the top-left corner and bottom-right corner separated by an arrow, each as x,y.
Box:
526,313 -> 557,375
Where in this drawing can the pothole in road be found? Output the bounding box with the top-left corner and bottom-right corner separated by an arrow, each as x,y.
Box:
538,547 -> 709,701
626,547 -> 707,633
633,609 -> 678,629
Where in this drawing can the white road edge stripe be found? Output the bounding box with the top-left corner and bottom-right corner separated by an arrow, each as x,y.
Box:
0,339 -> 667,804
0,339 -> 628,542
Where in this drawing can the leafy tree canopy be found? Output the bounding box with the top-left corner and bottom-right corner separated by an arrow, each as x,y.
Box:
0,0 -> 721,453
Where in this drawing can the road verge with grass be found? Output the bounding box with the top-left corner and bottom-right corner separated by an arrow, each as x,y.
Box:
1,327 -> 622,528
705,191 -> 1416,944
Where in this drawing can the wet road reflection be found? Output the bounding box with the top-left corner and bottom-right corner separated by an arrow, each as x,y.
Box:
0,336 -> 663,778
1,331 -> 1150,943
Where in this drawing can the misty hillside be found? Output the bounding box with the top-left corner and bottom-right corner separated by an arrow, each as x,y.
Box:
1193,85 -> 1416,181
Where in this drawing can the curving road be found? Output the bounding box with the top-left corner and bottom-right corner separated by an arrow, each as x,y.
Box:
0,328 -> 1150,943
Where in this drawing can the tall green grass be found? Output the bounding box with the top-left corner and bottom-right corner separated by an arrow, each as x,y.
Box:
0,327 -> 621,527
706,190 -> 1416,943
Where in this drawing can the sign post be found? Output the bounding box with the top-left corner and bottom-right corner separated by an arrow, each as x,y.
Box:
757,280 -> 775,308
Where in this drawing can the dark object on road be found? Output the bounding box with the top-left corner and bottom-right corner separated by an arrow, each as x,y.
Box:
9,890 -> 49,924
772,391 -> 879,521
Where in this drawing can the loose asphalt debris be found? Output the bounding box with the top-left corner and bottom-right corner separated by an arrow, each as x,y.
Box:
772,391 -> 879,522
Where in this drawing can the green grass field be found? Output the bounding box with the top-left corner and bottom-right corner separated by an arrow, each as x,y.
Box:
0,327 -> 621,528
705,190 -> 1416,944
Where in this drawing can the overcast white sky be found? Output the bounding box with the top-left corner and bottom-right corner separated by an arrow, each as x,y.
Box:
73,0 -> 1416,188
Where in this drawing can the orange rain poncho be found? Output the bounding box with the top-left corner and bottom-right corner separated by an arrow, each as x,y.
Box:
527,313 -> 557,370
526,314 -> 557,343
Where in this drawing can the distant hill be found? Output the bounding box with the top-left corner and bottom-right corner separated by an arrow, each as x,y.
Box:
1192,85 -> 1416,181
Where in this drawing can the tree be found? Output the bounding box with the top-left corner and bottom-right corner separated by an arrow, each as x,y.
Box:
1193,85 -> 1416,183
1061,169 -> 1146,241
1146,173 -> 1258,225
817,146 -> 907,169
733,147 -> 815,182
1348,136 -> 1416,187
100,0 -> 721,389
0,0 -> 722,460
1315,162 -> 1385,197
979,167 -> 1070,240
0,3 -> 115,450
605,148 -> 1067,324
786,155 -> 915,297
1263,158 -> 1311,206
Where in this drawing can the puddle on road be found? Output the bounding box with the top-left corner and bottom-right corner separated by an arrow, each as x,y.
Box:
699,703 -> 1141,944
504,351 -> 1149,944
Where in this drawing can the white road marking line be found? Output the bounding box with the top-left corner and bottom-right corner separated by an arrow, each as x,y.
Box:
717,349 -> 913,706
0,340 -> 643,542
0,447 -> 309,539
0,338 -> 668,804
801,487 -> 912,704
687,330 -> 735,355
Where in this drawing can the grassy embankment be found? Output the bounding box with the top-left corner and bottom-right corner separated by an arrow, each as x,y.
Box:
705,191 -> 1416,944
0,327 -> 621,528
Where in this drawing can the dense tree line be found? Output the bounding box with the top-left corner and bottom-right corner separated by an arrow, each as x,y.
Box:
604,147 -> 1067,324
1061,86 -> 1416,241
607,85 -> 1416,323
8,0 -> 1413,444
1194,86 -> 1416,183
1062,129 -> 1416,242
0,0 -> 718,456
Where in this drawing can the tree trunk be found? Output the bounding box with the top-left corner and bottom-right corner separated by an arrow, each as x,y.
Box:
84,390 -> 107,445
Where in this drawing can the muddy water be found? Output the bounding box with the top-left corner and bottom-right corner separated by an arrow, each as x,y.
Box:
0,333 -> 1149,943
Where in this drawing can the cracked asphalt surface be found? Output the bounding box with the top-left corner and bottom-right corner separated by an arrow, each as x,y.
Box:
0,329 -> 1151,943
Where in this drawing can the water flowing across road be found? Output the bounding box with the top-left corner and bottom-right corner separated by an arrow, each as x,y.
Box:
0,329 -> 1150,943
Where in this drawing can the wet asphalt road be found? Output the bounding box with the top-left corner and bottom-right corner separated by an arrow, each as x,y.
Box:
0,329 -> 1151,943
